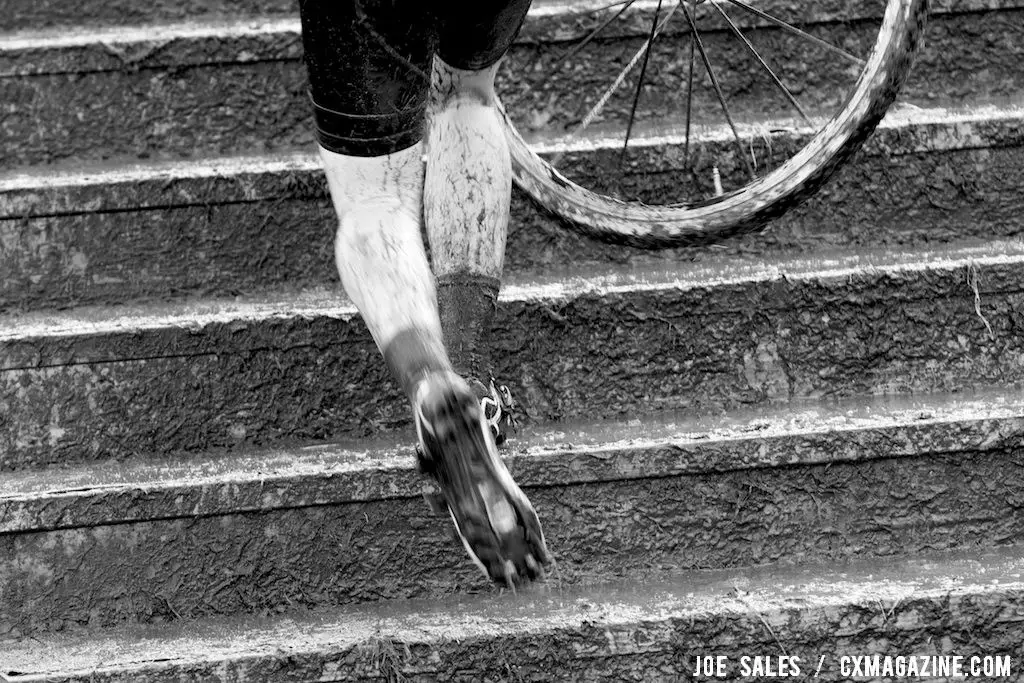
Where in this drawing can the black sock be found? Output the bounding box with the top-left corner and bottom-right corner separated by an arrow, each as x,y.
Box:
435,272 -> 501,380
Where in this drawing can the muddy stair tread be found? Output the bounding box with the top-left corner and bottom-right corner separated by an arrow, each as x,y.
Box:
3,545 -> 1023,681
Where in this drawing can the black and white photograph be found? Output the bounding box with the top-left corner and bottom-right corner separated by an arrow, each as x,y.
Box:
0,0 -> 1020,680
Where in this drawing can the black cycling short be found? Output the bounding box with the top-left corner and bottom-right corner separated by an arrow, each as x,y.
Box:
298,0 -> 532,157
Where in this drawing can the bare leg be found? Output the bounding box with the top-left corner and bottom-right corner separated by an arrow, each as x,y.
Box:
425,58 -> 510,382
320,140 -> 549,585
320,143 -> 452,398
304,0 -> 546,590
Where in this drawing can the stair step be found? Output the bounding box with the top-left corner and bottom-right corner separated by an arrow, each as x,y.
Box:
4,101 -> 1024,311
3,546 -> 1022,680
0,1 -> 983,76
0,4 -> 1019,167
4,0 -> 1006,31
4,0 -> 295,32
2,386 -> 1022,633
5,387 -> 1023,533
6,0 -> 1012,30
4,0 -> 1022,663
4,240 -> 1023,470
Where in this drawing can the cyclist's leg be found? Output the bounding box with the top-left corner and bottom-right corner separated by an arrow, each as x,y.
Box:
299,0 -> 444,395
299,0 -> 548,585
425,1 -> 533,403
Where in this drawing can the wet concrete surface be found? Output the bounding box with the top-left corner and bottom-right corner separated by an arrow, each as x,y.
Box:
4,103 -> 1024,312
2,383 -> 1023,532
3,545 -> 1023,680
1,0 -> 1015,30
3,240 -> 1024,469
2,430 -> 1022,633
2,1 -> 1024,672
1,6 -> 1022,168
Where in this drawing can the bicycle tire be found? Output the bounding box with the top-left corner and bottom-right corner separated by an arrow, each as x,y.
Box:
501,0 -> 929,249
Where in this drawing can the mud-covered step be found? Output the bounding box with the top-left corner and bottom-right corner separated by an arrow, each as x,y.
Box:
1,0 -> 997,32
4,239 -> 1024,470
4,102 -> 1024,312
0,1 -> 949,73
5,0 -> 293,30
0,3 -> 1020,167
2,388 -> 1023,633
3,546 -> 1022,680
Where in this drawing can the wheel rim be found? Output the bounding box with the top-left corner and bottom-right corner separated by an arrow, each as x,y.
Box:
502,0 -> 927,245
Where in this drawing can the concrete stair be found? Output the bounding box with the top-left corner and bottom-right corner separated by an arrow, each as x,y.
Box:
2,0 -> 1023,680
2,2 -> 1022,168
4,102 -> 1024,311
4,548 -> 1023,681
5,242 -> 1024,468
2,389 -> 1024,636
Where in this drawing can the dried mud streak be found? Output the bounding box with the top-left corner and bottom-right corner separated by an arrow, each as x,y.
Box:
2,449 -> 1023,635
4,261 -> 1024,469
0,10 -> 1020,168
4,412 -> 1023,534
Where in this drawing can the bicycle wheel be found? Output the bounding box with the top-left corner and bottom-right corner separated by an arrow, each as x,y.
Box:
501,0 -> 929,248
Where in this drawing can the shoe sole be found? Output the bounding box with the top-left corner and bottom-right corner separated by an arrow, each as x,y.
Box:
415,380 -> 549,586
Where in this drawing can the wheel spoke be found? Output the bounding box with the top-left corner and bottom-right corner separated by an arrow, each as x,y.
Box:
552,0 -> 639,76
682,1 -> 756,180
620,0 -> 664,166
723,0 -> 866,66
684,26 -> 695,165
710,0 -> 811,125
552,1 -> 680,165
501,0 -> 928,246
530,0 -> 639,112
